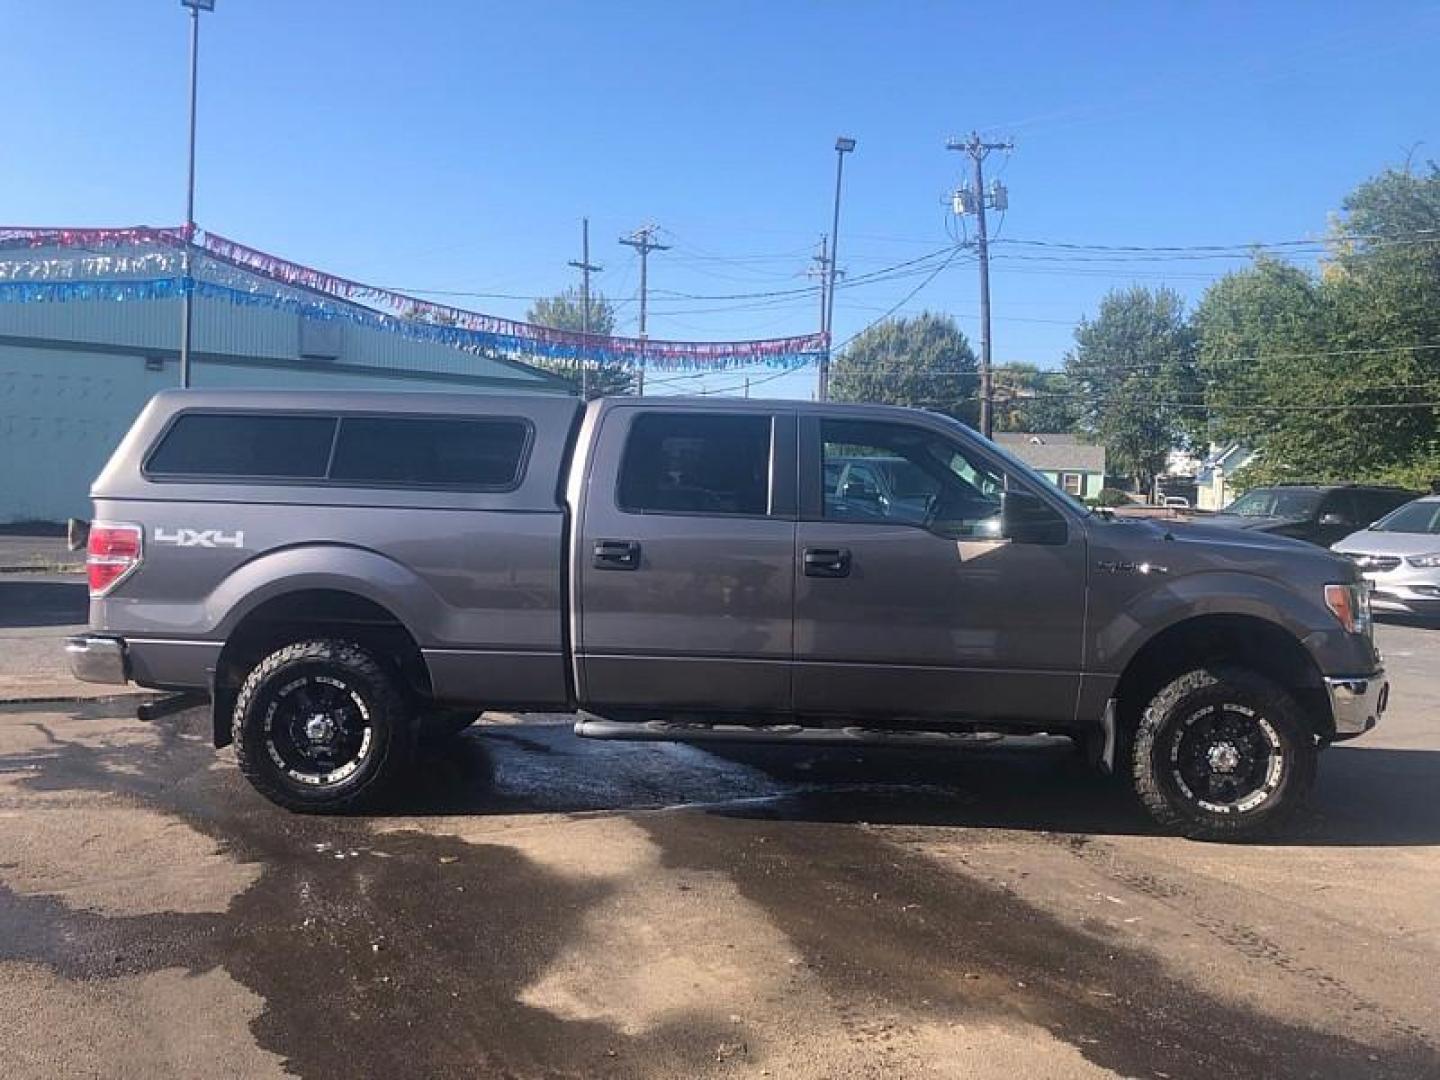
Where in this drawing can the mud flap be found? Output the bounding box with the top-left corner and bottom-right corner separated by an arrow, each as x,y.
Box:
1083,699 -> 1118,775
211,679 -> 236,748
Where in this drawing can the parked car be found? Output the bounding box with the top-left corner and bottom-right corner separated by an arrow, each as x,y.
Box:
67,390 -> 1387,839
1208,484 -> 1416,547
1332,495 -> 1440,616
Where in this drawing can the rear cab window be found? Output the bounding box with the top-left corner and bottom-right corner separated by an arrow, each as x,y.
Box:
144,411 -> 532,491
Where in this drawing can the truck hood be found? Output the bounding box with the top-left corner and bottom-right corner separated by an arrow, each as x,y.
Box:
1097,516 -> 1351,575
1155,517 -> 1321,554
1204,513 -> 1305,533
1332,529 -> 1440,557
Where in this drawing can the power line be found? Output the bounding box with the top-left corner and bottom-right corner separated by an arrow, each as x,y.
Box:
993,229 -> 1440,256
831,245 -> 972,355
567,216 -> 603,398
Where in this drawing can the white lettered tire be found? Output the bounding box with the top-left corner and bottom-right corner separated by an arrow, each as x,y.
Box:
1131,666 -> 1317,840
232,639 -> 414,813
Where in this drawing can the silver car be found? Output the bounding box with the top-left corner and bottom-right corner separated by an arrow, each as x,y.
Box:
1332,496 -> 1440,615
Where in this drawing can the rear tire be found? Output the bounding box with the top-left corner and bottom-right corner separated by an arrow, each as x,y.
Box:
232,639 -> 414,813
1131,665 -> 1316,840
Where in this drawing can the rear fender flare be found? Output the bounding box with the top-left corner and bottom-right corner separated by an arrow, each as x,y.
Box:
206,543 -> 443,644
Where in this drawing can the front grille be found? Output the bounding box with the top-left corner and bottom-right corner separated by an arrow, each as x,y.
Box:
1345,553 -> 1402,573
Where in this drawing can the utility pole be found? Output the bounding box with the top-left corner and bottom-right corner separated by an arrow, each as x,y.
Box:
820,136 -> 857,402
619,224 -> 669,395
178,0 -> 217,389
807,235 -> 831,338
568,217 -> 602,399
947,132 -> 1012,438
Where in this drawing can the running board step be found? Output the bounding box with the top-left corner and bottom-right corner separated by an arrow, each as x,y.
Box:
573,717 -> 1008,748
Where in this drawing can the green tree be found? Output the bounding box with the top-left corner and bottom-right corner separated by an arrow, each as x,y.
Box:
527,287 -> 617,337
1064,286 -> 1198,491
830,312 -> 979,425
1192,167 -> 1440,488
992,363 -> 1080,433
526,288 -> 635,398
1323,166 -> 1440,486
1191,258 -> 1334,478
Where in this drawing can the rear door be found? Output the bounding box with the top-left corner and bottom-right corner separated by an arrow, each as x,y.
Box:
576,405 -> 797,714
792,413 -> 1088,726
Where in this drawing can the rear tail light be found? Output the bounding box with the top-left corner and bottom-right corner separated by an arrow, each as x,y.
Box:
87,522 -> 143,597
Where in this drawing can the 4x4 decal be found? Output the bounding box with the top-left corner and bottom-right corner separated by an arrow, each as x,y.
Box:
154,528 -> 245,549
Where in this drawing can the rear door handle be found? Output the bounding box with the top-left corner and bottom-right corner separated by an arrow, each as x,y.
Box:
803,547 -> 851,578
594,539 -> 641,570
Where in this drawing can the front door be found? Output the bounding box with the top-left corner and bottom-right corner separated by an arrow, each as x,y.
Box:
576,405 -> 797,715
793,414 -> 1088,727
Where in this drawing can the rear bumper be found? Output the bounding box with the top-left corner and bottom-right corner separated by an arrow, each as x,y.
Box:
1324,671 -> 1388,739
65,635 -> 129,685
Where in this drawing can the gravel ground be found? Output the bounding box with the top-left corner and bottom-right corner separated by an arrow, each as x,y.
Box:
0,611 -> 1436,1078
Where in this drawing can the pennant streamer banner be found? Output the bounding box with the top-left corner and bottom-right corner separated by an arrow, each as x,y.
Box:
0,226 -> 825,371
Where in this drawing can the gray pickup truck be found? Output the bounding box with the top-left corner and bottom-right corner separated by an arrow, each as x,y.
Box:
68,389 -> 1388,838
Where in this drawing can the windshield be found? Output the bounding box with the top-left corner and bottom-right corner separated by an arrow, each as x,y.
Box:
1371,500 -> 1440,534
1223,488 -> 1322,518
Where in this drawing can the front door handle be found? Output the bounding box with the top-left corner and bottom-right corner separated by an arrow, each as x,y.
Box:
594,539 -> 641,570
803,547 -> 851,578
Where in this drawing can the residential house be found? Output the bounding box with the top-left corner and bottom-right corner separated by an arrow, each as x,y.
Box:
994,433 -> 1107,500
1194,443 -> 1258,510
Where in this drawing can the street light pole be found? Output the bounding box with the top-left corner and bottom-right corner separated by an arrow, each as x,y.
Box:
819,136 -> 855,402
178,0 -> 214,389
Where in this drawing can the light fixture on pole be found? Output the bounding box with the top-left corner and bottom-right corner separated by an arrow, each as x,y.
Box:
819,136 -> 856,402
178,0 -> 216,389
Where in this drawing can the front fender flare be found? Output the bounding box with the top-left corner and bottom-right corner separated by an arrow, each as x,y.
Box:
1091,570 -> 1327,675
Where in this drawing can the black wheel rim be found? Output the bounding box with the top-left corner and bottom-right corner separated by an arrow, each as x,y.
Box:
1167,702 -> 1284,815
263,673 -> 373,788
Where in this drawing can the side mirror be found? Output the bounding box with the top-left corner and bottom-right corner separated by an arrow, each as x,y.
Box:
1319,512 -> 1351,527
1002,489 -> 1068,545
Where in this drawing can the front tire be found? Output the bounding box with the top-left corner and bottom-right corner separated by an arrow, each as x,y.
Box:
232,639 -> 414,813
1131,666 -> 1316,840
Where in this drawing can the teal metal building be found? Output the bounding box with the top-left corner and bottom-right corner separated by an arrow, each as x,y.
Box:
0,234 -> 566,523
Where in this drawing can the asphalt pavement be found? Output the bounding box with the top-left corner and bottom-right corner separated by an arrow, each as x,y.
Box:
0,604 -> 1437,1078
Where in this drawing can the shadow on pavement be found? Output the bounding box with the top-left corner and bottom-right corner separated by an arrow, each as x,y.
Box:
0,579 -> 87,628
395,722 -> 1440,847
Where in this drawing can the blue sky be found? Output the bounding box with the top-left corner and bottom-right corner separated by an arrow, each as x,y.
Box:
4,1 -> 1439,398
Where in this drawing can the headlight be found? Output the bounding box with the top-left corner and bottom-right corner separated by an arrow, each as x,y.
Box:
1406,552 -> 1440,568
1324,582 -> 1372,635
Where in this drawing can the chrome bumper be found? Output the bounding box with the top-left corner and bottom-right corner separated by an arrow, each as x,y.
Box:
1324,671 -> 1388,739
65,635 -> 129,685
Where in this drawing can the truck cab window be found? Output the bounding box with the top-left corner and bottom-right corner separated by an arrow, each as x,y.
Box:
618,412 -> 772,516
821,419 -> 1004,538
